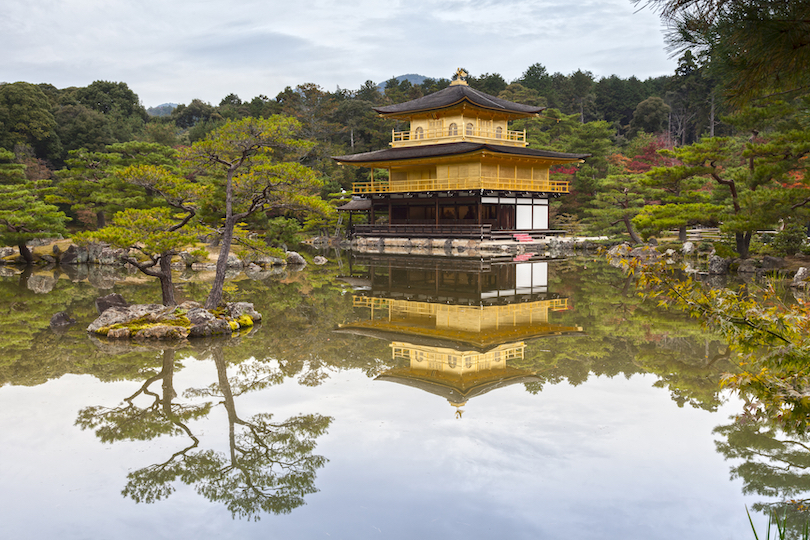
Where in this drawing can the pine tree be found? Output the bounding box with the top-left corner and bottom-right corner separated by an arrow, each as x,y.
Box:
0,149 -> 67,263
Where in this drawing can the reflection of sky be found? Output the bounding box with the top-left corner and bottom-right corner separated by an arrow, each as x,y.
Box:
0,360 -> 768,539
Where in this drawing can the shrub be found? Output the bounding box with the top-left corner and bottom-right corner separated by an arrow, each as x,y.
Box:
265,217 -> 302,248
771,222 -> 807,256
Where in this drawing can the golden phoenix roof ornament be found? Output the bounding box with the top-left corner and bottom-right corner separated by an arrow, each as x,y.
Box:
450,67 -> 468,86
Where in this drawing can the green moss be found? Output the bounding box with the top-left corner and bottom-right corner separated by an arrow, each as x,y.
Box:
228,320 -> 239,331
93,314 -> 192,335
235,314 -> 254,327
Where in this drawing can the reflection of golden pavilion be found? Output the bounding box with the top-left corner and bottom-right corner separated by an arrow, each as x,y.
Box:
347,295 -> 577,350
338,256 -> 583,411
381,341 -> 538,408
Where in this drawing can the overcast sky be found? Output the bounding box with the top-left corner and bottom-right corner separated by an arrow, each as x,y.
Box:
2,0 -> 675,109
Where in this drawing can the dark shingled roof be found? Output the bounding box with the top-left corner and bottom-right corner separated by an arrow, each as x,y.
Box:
373,84 -> 545,117
336,198 -> 372,211
333,142 -> 590,164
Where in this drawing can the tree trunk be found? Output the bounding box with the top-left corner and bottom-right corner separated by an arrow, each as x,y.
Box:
158,253 -> 176,306
205,216 -> 235,309
213,348 -> 238,464
17,242 -> 33,265
736,231 -> 752,259
206,167 -> 237,310
678,226 -> 687,242
96,210 -> 106,229
18,265 -> 33,288
160,350 -> 176,416
623,216 -> 643,245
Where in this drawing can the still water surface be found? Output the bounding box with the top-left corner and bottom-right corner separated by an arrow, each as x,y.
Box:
0,255 -> 779,539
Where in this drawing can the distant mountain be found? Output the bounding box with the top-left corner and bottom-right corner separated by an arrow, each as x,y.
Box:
377,74 -> 431,91
146,103 -> 179,117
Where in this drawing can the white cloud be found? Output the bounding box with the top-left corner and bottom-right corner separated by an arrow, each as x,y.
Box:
1,0 -> 676,107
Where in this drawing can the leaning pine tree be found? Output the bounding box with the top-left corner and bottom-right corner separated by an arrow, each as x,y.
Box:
79,164 -> 208,306
182,116 -> 329,310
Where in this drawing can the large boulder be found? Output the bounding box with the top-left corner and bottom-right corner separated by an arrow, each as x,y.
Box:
761,256 -> 787,271
227,302 -> 263,322
98,247 -> 126,266
59,244 -> 89,265
186,307 -> 217,326
87,306 -> 136,333
285,251 -> 307,266
628,245 -> 660,259
792,267 -> 810,288
736,259 -> 758,274
254,254 -> 285,267
607,243 -> 630,255
179,250 -> 205,267
708,255 -> 730,275
50,311 -> 76,329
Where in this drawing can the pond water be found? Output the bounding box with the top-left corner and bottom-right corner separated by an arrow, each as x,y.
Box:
0,254 -> 786,539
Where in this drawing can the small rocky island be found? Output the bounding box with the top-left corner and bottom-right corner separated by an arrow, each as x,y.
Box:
87,295 -> 261,340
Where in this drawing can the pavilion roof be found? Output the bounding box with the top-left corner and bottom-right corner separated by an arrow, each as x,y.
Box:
376,366 -> 541,404
333,142 -> 590,165
373,84 -> 545,118
336,197 -> 372,211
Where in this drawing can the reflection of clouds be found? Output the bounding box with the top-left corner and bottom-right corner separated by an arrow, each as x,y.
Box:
2,0 -> 674,107
290,371 -> 752,539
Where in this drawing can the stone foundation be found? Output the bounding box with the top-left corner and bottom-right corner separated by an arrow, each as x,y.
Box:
350,236 -> 591,257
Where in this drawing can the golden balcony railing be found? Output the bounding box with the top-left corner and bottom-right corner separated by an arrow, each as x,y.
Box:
352,175 -> 569,195
391,127 -> 526,147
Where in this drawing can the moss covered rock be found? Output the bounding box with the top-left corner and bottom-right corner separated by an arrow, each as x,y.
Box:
87,300 -> 261,340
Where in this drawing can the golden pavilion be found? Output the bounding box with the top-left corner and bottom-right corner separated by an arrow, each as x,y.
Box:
334,69 -> 591,242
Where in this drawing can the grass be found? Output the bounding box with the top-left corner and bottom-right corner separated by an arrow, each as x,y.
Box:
749,507 -> 810,540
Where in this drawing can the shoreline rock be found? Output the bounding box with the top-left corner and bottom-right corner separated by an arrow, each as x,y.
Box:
87,300 -> 262,340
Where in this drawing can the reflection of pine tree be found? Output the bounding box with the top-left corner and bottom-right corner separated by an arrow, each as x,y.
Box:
76,350 -> 211,442
76,345 -> 331,520
519,261 -> 732,409
714,418 -> 810,534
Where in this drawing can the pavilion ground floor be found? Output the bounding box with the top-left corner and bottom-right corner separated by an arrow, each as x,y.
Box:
340,191 -> 565,242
